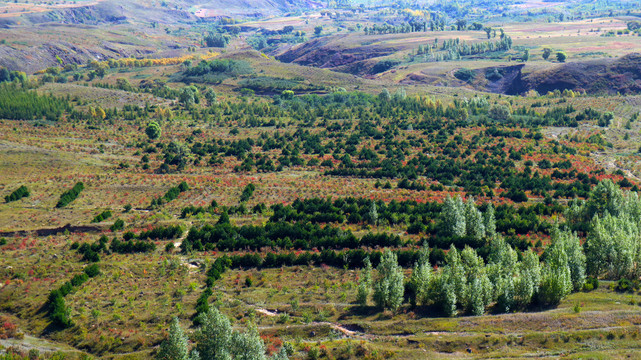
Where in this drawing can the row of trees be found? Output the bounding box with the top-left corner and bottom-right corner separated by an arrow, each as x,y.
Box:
56,182 -> 85,208
73,230 -> 163,262
182,219 -> 403,252
87,54 -> 216,70
414,36 -> 513,62
359,229 -> 585,316
4,185 -> 29,203
90,210 -> 112,223
181,59 -> 253,84
47,264 -> 100,328
149,182 -> 189,209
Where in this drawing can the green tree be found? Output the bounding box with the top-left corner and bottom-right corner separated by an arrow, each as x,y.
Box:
204,89 -> 217,104
484,203 -> 496,238
487,237 -> 518,312
204,33 -> 231,48
194,307 -> 288,360
356,257 -> 373,306
195,308 -> 233,360
430,271 -> 457,316
488,104 -> 511,121
179,86 -> 197,107
49,293 -> 72,328
157,317 -> 199,360
281,90 -> 294,100
442,195 -> 466,237
378,88 -> 391,102
484,27 -> 492,39
409,247 -> 432,306
373,249 -> 405,311
146,121 -> 162,140
314,26 -> 323,36
551,227 -> 586,291
0,67 -> 9,82
468,270 -> 492,315
368,200 -> 378,225
514,250 -> 541,308
444,245 -> 470,310
542,48 -> 552,60
460,246 -> 491,315
538,243 -> 572,306
232,324 -> 269,360
588,179 -> 625,218
556,51 -> 567,62
218,211 -> 230,225
464,197 -> 485,240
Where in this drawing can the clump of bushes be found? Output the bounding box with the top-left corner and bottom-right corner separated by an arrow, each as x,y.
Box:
583,277 -> 599,291
454,68 -> 476,82
615,278 -> 638,293
110,219 -> 124,231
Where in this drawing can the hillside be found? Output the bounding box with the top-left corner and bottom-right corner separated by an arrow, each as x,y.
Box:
5,1 -> 641,360
513,53 -> 641,95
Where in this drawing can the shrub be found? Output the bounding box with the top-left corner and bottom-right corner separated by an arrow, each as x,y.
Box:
615,278 -> 635,293
485,68 -> 503,81
583,277 -> 599,291
204,33 -> 231,48
110,219 -> 125,231
573,302 -> 581,313
84,264 -> 100,278
240,183 -> 256,202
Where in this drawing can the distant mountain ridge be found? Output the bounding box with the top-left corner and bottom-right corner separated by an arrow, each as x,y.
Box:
1,0 -> 322,27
